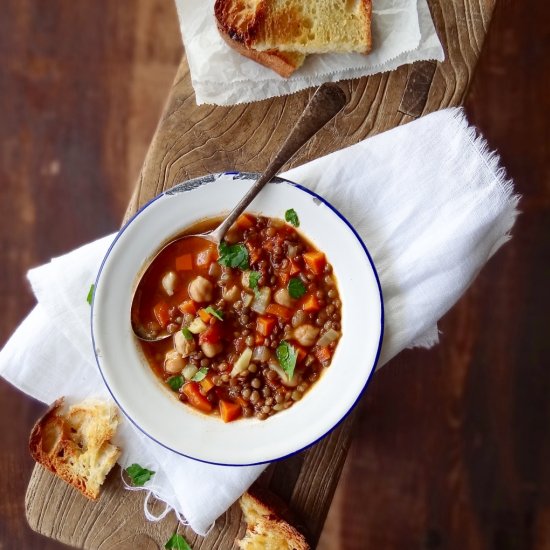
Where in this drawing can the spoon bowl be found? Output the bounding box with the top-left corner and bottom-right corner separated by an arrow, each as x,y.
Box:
131,83 -> 347,341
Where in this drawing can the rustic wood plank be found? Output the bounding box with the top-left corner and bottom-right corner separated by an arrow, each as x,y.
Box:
24,0 -> 498,548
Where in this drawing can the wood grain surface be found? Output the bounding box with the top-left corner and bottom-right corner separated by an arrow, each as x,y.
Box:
23,0 -> 497,547
2,0 -> 549,549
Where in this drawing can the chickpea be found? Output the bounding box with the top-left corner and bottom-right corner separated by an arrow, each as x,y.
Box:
173,330 -> 196,357
223,285 -> 240,303
161,271 -> 179,296
188,276 -> 213,303
164,350 -> 184,374
201,341 -> 223,358
293,324 -> 320,347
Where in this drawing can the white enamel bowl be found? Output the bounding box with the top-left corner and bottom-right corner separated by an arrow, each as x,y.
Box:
92,172 -> 383,466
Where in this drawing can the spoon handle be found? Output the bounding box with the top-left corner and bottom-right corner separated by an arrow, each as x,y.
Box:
211,83 -> 347,242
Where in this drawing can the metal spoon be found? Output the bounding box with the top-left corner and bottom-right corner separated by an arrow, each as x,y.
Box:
132,83 -> 347,341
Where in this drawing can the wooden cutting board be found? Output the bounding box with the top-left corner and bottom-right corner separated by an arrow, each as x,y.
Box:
25,1 -> 496,547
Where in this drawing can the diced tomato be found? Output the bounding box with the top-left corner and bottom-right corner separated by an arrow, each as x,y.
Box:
219,399 -> 242,423
264,235 -> 283,252
265,303 -> 293,321
301,293 -> 321,312
246,242 -> 261,265
197,308 -> 212,323
153,301 -> 170,328
256,315 -> 276,337
199,322 -> 223,345
199,373 -> 215,394
315,346 -> 332,364
278,272 -> 290,286
289,260 -> 301,275
178,299 -> 197,315
236,213 -> 255,230
303,251 -> 326,275
175,254 -> 193,271
182,382 -> 212,413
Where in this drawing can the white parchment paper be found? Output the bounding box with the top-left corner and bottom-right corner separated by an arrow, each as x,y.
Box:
175,0 -> 445,105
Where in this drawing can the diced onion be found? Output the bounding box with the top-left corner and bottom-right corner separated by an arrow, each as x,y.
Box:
182,364 -> 198,381
287,244 -> 298,258
251,287 -> 271,314
268,359 -> 298,387
252,345 -> 270,363
188,317 -> 207,334
274,288 -> 294,308
316,328 -> 340,348
241,291 -> 254,307
230,347 -> 253,377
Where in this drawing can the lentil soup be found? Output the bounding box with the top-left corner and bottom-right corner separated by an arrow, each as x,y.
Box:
134,211 -> 342,422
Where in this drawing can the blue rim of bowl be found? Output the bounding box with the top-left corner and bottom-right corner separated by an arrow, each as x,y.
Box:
91,171 -> 384,467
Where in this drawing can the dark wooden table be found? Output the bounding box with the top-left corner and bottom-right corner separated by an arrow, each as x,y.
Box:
1,0 -> 549,548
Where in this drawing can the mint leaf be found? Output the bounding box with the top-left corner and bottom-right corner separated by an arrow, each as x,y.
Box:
125,464 -> 155,486
204,306 -> 223,321
167,375 -> 184,392
191,367 -> 208,382
165,533 -> 191,550
276,341 -> 298,381
218,241 -> 249,270
285,208 -> 299,227
181,327 -> 193,341
288,277 -> 306,299
86,284 -> 95,305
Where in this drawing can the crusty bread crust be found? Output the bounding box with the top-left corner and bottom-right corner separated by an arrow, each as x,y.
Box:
215,0 -> 372,65
237,486 -> 310,550
215,1 -> 305,77
217,23 -> 304,78
29,397 -> 121,500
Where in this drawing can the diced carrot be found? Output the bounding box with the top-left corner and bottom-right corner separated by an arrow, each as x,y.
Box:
315,346 -> 331,364
178,299 -> 197,315
255,333 -> 265,346
198,308 -> 212,323
301,293 -> 321,312
199,322 -> 223,344
303,251 -> 326,275
235,213 -> 255,230
219,399 -> 242,423
175,254 -> 193,271
256,315 -> 276,337
289,260 -> 301,275
265,303 -> 293,321
182,382 -> 212,413
199,374 -> 215,394
235,396 -> 248,408
153,301 -> 170,328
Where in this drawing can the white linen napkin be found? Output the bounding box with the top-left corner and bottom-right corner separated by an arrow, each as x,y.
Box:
175,0 -> 445,105
0,108 -> 518,535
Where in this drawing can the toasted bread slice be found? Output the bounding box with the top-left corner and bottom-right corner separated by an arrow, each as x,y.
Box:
215,1 -> 305,77
252,0 -> 372,55
237,488 -> 310,550
29,398 -> 121,500
215,0 -> 372,70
